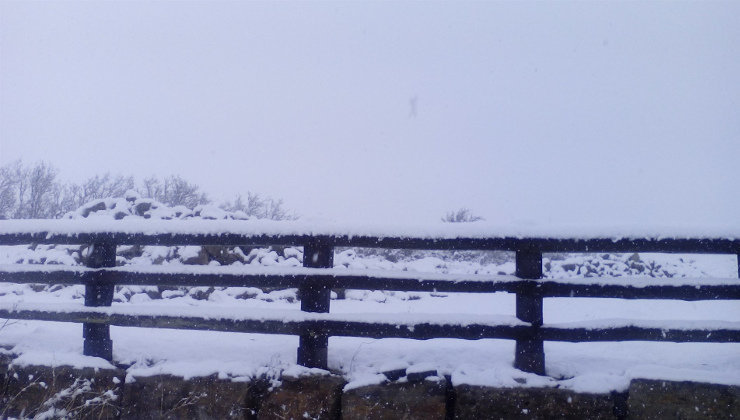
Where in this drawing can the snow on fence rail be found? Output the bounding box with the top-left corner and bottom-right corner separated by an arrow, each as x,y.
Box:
0,221 -> 739,375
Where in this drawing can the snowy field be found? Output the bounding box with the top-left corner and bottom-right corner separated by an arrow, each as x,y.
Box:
2,0 -> 739,402
1,247 -> 738,394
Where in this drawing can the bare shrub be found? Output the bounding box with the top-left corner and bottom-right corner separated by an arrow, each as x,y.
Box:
221,192 -> 297,220
139,175 -> 210,208
442,208 -> 484,223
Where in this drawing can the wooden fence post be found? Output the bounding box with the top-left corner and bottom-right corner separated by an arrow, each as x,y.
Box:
83,242 -> 116,360
297,239 -> 333,369
514,246 -> 545,375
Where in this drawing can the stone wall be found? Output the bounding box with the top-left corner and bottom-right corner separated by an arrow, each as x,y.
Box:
1,357 -> 738,419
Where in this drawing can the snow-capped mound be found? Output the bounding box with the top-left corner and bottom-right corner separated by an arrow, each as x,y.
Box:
63,191 -> 249,222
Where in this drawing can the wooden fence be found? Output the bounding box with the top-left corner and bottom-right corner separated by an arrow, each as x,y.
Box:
0,224 -> 739,375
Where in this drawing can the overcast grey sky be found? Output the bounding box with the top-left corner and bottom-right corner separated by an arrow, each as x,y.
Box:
1,1 -> 738,226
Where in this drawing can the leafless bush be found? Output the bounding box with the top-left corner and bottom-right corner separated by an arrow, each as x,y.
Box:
139,175 -> 210,208
0,161 -> 141,219
0,160 -> 298,219
442,208 -> 484,223
221,192 -> 297,220
67,173 -> 135,209
0,160 -> 61,219
0,161 -> 19,219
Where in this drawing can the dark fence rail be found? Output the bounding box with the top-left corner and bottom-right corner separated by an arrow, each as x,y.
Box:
2,231 -> 740,254
1,222 -> 739,375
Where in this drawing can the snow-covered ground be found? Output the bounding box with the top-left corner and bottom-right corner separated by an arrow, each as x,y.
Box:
1,250 -> 737,393
1,201 -> 738,393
